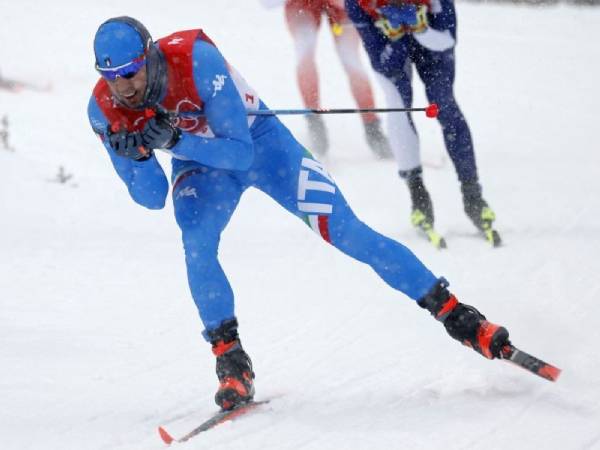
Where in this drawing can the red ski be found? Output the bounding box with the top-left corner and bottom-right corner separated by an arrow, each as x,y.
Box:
500,344 -> 561,382
158,400 -> 269,445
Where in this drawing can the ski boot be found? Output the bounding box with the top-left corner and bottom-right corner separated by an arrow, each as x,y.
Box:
401,168 -> 446,249
364,119 -> 392,159
418,279 -> 510,359
306,115 -> 329,156
461,181 -> 501,247
208,318 -> 255,410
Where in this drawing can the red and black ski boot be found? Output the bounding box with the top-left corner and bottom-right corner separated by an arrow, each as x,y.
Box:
208,319 -> 255,410
418,279 -> 510,359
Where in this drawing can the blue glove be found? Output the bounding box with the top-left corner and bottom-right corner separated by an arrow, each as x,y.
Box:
378,5 -> 418,28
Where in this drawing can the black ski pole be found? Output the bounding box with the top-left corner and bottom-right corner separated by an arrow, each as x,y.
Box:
245,103 -> 439,118
149,104 -> 440,121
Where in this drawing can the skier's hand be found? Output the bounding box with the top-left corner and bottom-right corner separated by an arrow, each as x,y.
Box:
142,114 -> 180,150
108,127 -> 152,161
378,5 -> 418,28
375,4 -> 429,41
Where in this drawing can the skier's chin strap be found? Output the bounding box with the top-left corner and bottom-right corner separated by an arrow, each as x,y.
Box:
140,44 -> 167,109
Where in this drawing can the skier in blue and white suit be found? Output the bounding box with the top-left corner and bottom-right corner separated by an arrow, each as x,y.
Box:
88,16 -> 510,411
345,0 -> 499,246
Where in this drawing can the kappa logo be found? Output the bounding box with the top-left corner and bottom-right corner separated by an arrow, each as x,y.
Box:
212,74 -> 227,97
176,186 -> 198,200
167,37 -> 184,46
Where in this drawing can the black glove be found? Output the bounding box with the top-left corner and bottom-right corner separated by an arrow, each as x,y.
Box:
142,114 -> 180,150
108,128 -> 152,161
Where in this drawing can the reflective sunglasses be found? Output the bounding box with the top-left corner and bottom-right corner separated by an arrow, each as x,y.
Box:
96,55 -> 146,81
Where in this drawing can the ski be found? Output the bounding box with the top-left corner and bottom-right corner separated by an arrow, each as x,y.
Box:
499,343 -> 561,382
411,210 -> 447,249
158,399 -> 270,445
482,226 -> 502,247
478,206 -> 502,247
422,226 -> 447,250
416,226 -> 501,249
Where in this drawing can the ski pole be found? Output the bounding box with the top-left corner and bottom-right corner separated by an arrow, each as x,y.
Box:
246,103 -> 439,118
149,104 -> 440,121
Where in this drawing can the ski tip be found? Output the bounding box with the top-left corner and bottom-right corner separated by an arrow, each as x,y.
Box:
540,364 -> 562,382
501,344 -> 562,382
158,426 -> 175,445
438,237 -> 447,249
490,230 -> 502,247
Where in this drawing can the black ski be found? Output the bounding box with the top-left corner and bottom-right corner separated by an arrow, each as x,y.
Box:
158,400 -> 269,445
499,343 -> 561,382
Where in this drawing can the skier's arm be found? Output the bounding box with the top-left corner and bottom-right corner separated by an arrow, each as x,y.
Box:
428,0 -> 457,37
87,97 -> 169,209
165,40 -> 254,171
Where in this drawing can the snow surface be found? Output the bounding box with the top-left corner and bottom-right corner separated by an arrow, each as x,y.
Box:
1,1 -> 600,449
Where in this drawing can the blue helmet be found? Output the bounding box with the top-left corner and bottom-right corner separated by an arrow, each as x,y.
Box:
93,17 -> 166,108
94,19 -> 149,70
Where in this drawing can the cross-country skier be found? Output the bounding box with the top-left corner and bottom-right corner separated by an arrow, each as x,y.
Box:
0,69 -> 24,92
281,0 -> 391,157
88,17 -> 510,411
345,0 -> 500,247
0,69 -> 51,93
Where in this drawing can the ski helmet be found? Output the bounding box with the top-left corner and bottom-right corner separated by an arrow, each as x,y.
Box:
93,17 -> 166,108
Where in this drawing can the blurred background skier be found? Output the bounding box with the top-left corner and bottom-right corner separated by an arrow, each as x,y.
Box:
345,0 -> 500,247
0,68 -> 51,92
279,0 -> 391,157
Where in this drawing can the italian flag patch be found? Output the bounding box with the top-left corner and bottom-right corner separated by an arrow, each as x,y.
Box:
308,214 -> 331,243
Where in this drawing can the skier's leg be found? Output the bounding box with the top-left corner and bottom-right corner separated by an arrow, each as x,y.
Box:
285,0 -> 322,109
374,68 -> 420,174
341,6 -> 439,238
285,0 -> 329,154
250,118 -> 510,360
172,167 -> 243,334
329,8 -> 391,157
172,167 -> 255,409
341,11 -> 419,168
329,8 -> 376,121
250,117 -> 438,301
414,47 -> 498,237
374,69 -> 440,241
413,47 -> 477,184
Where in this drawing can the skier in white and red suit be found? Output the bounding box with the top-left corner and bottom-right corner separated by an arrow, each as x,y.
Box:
282,0 -> 391,157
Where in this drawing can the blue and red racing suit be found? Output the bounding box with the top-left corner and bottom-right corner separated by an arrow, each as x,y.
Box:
346,0 -> 479,183
87,29 -> 439,337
